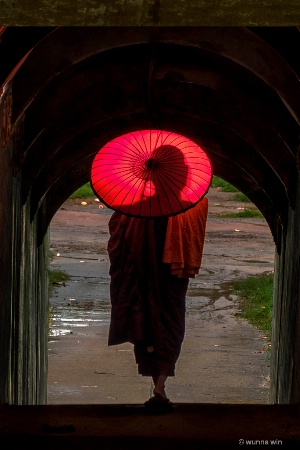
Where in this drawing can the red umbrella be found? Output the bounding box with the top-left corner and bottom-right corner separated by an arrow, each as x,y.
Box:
90,130 -> 212,217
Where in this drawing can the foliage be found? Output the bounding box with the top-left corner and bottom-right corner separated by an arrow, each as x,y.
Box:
231,192 -> 251,202
218,209 -> 264,219
211,176 -> 238,192
49,270 -> 70,295
69,182 -> 94,198
233,273 -> 274,339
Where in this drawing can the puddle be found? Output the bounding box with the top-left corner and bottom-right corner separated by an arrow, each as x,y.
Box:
49,298 -> 111,337
49,281 -> 240,337
187,280 -> 236,301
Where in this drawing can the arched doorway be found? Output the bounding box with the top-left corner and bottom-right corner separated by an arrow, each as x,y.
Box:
1,26 -> 300,405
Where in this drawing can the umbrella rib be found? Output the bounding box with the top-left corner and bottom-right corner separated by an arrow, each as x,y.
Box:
163,168 -> 210,202
92,162 -> 144,179
119,177 -> 146,214
93,169 -> 211,201
97,153 -> 209,177
137,183 -> 149,217
154,129 -> 165,150
91,129 -> 213,217
157,164 -> 212,196
94,163 -> 142,194
102,133 -> 149,162
139,130 -> 152,159
152,168 -> 187,213
91,170 -> 131,188
157,162 -> 211,181
93,162 -> 139,174
155,137 -> 209,160
136,163 -> 156,216
101,171 -> 144,209
127,131 -> 149,158
103,141 -> 145,160
154,140 -> 193,160
155,174 -> 172,215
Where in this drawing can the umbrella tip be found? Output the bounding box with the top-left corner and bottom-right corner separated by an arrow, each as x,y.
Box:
146,157 -> 155,169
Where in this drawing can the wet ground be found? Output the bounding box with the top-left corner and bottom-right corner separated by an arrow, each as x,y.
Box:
47,188 -> 274,405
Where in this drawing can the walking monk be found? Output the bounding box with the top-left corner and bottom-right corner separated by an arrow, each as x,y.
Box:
107,197 -> 208,411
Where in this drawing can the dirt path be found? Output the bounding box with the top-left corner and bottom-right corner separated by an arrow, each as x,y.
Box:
47,188 -> 274,405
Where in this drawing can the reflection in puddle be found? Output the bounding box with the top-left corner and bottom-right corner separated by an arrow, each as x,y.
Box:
49,282 -> 240,337
49,299 -> 111,337
50,294 -> 240,338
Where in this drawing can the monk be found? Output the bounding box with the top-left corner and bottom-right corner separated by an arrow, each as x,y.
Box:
107,196 -> 208,409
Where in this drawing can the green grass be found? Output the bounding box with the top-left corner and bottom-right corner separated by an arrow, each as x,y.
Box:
211,176 -> 238,192
69,182 -> 94,198
217,209 -> 264,219
49,269 -> 70,295
231,192 -> 251,202
233,273 -> 274,340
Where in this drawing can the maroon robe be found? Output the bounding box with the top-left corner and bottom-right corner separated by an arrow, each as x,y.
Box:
107,212 -> 189,377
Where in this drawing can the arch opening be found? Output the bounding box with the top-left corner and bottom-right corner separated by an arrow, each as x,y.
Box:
47,177 -> 274,405
1,26 -> 300,407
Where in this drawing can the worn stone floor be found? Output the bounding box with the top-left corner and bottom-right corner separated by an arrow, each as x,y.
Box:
47,188 -> 273,405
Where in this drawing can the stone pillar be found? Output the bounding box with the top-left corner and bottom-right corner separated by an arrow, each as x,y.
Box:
0,85 -> 15,404
0,86 -> 49,405
270,171 -> 300,403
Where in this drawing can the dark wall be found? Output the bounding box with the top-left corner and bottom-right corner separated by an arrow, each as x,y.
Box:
0,1 -> 300,26
0,85 -> 49,404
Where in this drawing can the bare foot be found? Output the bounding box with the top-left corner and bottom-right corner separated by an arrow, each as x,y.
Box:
152,375 -> 168,400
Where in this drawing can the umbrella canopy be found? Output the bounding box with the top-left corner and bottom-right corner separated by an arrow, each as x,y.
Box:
90,130 -> 213,217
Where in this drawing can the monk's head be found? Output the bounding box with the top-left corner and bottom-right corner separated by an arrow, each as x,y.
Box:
144,145 -> 188,196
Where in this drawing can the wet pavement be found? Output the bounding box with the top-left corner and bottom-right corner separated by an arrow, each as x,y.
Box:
47,191 -> 274,405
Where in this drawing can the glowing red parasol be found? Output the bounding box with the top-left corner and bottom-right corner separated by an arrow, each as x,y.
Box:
90,130 -> 212,217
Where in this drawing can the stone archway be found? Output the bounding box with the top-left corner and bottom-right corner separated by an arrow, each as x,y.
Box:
1,26 -> 300,405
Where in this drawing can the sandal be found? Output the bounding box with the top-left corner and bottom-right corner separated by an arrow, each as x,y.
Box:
144,396 -> 174,413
